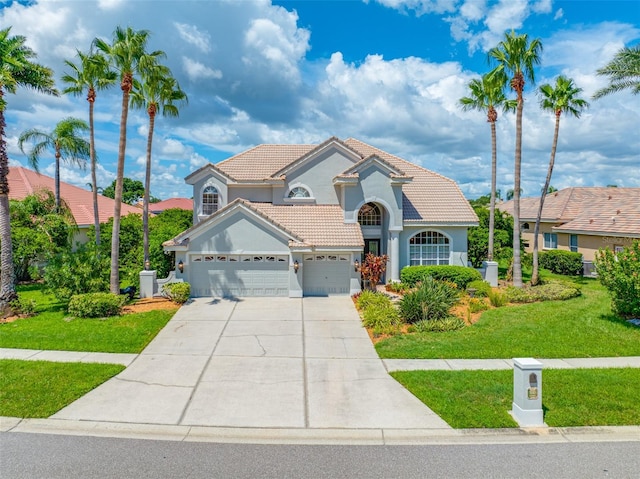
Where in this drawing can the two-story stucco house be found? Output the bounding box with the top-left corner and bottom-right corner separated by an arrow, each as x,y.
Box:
163,137 -> 478,297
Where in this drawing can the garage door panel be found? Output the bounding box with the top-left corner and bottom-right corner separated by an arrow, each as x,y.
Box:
302,254 -> 350,296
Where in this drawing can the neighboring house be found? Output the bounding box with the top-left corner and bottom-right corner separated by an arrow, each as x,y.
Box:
150,197 -> 193,214
8,166 -> 143,245
163,137 -> 478,297
498,187 -> 640,271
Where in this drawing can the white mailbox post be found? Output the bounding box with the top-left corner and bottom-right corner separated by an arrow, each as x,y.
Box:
511,358 -> 545,427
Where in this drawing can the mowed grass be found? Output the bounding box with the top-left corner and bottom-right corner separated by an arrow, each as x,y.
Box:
0,285 -> 178,353
376,279 -> 640,359
392,368 -> 640,428
0,359 -> 124,418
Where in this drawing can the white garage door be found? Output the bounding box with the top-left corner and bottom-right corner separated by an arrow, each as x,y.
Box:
190,254 -> 289,297
302,254 -> 351,296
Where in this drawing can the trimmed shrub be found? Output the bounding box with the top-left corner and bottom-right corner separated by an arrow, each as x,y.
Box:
400,265 -> 482,289
539,250 -> 583,276
163,282 -> 191,304
68,293 -> 125,318
487,289 -> 508,308
385,282 -> 410,294
505,280 -> 582,303
356,290 -> 390,310
594,241 -> 640,317
399,277 -> 461,324
466,280 -> 492,297
413,316 -> 466,332
362,303 -> 403,336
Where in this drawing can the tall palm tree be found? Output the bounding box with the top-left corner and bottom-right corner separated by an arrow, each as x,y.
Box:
593,45 -> 640,99
18,117 -> 90,211
0,26 -> 58,307
130,65 -> 187,271
460,71 -> 516,262
531,76 -> 589,285
94,26 -> 165,293
61,50 -> 116,246
488,30 -> 543,288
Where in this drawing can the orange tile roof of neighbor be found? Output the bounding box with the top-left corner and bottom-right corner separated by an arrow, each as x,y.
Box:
8,167 -> 143,226
499,187 -> 640,237
150,197 -> 193,213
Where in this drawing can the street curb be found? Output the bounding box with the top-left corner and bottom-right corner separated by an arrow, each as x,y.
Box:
2,416 -> 639,445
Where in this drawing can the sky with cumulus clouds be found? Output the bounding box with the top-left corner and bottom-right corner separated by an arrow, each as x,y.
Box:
2,0 -> 639,201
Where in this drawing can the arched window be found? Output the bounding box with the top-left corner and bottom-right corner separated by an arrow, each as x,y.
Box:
409,231 -> 450,265
358,203 -> 381,226
288,186 -> 310,198
202,186 -> 219,215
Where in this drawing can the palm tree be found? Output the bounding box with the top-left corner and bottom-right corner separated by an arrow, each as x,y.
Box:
460,71 -> 516,262
130,65 -> 187,270
593,45 -> 640,99
0,26 -> 58,307
62,50 -> 116,246
531,76 -> 589,285
488,30 -> 543,288
94,26 -> 165,293
18,117 -> 90,211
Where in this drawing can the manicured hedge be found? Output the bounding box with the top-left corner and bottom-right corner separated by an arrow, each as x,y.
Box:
68,292 -> 126,318
400,265 -> 482,289
539,250 -> 583,276
162,282 -> 191,304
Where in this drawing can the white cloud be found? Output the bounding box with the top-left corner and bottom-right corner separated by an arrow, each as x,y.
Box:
554,8 -> 564,21
174,22 -> 211,53
182,57 -> 223,81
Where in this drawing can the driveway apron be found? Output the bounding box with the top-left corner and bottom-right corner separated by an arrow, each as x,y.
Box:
53,297 -> 449,430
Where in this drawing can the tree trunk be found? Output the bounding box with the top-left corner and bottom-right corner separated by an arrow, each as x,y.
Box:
489,119 -> 497,261
110,76 -> 131,294
532,111 -> 561,286
512,83 -> 524,288
88,89 -> 101,246
0,99 -> 17,308
54,149 -> 61,213
143,106 -> 156,270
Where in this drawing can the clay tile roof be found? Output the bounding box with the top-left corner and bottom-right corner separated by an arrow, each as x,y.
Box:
8,167 -> 142,225
150,197 -> 193,213
499,187 -> 640,236
250,202 -> 364,248
215,144 -> 317,181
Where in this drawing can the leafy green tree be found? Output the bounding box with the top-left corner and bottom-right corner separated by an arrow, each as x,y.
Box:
148,208 -> 192,277
594,241 -> 640,317
94,26 -> 165,294
131,64 -> 187,269
593,45 -> 640,100
18,117 -> 90,211
62,49 -> 117,246
10,189 -> 76,280
489,30 -> 543,288
467,202 -> 514,268
0,26 -> 58,308
102,177 -> 147,205
460,71 -> 516,262
531,76 -> 589,285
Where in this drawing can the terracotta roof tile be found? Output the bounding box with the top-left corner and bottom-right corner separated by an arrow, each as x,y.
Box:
215,144 -> 317,181
8,167 -> 142,226
150,197 -> 193,213
499,187 -> 640,237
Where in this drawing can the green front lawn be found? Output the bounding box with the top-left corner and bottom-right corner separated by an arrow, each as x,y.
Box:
376,279 -> 640,359
0,359 -> 124,418
0,285 -> 178,353
392,368 -> 640,428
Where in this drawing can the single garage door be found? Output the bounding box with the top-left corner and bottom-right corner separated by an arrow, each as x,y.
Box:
302,254 -> 350,296
190,254 -> 289,297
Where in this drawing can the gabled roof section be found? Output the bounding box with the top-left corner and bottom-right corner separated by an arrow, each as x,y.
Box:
8,167 -> 142,226
185,162 -> 236,184
270,136 -> 364,179
343,138 -> 478,224
338,154 -> 408,178
499,187 -> 640,237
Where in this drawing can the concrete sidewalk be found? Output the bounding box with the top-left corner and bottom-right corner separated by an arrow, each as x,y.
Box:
46,297 -> 450,430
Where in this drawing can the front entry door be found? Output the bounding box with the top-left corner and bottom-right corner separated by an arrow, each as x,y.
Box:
364,239 -> 380,257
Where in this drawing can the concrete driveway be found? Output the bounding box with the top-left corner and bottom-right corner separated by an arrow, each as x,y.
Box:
53,296 -> 449,430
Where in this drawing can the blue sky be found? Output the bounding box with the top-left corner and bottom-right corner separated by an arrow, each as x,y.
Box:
3,0 -> 639,201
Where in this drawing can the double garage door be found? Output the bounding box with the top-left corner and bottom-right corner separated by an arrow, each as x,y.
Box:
190,254 -> 289,297
302,254 -> 351,296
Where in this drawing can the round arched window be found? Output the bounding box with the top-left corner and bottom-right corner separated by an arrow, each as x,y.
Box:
288,186 -> 311,198
358,203 -> 381,226
202,186 -> 219,215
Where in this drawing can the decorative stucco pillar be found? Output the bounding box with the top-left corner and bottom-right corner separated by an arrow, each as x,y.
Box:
388,230 -> 400,282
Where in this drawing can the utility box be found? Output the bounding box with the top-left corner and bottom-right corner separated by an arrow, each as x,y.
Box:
511,358 -> 545,427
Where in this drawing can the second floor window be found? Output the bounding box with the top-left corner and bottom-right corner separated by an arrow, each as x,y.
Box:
202,186 -> 219,215
288,186 -> 311,198
358,203 -> 381,226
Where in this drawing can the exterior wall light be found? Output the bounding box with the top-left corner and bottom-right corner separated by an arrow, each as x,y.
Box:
144,259 -> 150,270
178,260 -> 184,273
293,260 -> 299,273
354,259 -> 360,272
